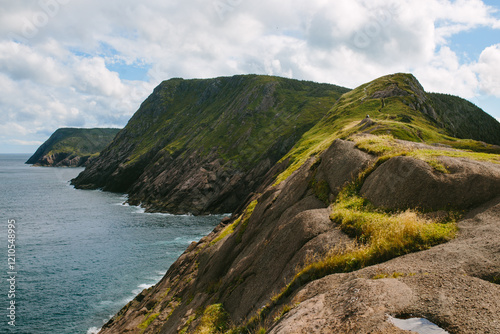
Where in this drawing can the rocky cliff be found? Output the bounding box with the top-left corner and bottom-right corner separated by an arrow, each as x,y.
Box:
71,75 -> 350,214
96,73 -> 500,333
26,128 -> 120,167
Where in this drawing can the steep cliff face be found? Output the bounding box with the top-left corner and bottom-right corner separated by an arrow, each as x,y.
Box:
26,128 -> 120,167
71,75 -> 350,214
430,92 -> 500,145
97,73 -> 500,333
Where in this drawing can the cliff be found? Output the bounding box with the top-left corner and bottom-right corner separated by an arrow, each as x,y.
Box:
71,75 -> 350,214
26,128 -> 120,167
96,73 -> 500,333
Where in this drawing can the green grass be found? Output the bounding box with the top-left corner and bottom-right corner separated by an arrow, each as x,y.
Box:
138,312 -> 160,332
193,304 -> 230,334
268,184 -> 457,307
179,315 -> 197,334
430,92 -> 500,145
352,134 -> 500,173
234,73 -> 499,331
209,199 -> 258,247
242,156 -> 459,332
372,272 -> 415,279
273,303 -> 298,323
236,200 -> 258,243
119,75 -> 349,170
209,220 -> 240,246
273,73 -> 500,186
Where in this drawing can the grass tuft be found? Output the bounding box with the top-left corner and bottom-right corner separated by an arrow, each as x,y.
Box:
267,177 -> 458,311
194,304 -> 230,334
210,219 -> 241,246
138,312 -> 160,332
372,272 -> 416,279
236,200 -> 259,243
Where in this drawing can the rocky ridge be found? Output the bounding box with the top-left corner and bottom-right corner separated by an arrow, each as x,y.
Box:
96,74 -> 500,334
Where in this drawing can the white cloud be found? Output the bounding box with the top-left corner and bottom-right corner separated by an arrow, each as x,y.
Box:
8,139 -> 43,146
1,0 -> 500,152
474,44 -> 500,97
413,46 -> 479,98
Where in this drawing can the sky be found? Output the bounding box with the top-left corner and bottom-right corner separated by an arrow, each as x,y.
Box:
0,0 -> 499,153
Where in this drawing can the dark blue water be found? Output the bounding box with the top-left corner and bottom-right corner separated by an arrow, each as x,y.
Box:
0,154 -> 223,334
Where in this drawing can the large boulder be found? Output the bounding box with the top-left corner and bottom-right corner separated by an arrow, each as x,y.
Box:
316,139 -> 375,198
361,155 -> 500,210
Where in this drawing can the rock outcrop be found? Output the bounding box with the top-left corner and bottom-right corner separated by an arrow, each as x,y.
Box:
270,196 -> 500,333
361,155 -> 500,210
98,139 -> 377,334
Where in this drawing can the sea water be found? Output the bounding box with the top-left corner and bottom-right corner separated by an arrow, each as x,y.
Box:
0,154 -> 222,333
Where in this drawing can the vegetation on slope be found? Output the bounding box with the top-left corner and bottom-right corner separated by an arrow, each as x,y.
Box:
274,73 -> 500,184
26,128 -> 120,166
72,75 -> 349,213
430,92 -> 500,145
95,73 -> 500,334
119,75 -> 349,169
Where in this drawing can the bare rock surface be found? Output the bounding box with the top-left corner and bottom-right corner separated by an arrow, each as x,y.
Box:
361,155 -> 500,210
271,197 -> 500,334
316,139 -> 374,197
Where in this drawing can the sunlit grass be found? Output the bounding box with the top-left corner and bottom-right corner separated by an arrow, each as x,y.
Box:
352,134 -> 500,174
268,180 -> 458,310
194,304 -> 229,334
138,312 -> 160,332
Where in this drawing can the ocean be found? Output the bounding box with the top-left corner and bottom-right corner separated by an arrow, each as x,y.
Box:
0,154 -> 223,334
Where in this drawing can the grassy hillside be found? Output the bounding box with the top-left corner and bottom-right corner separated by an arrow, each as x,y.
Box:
121,75 -> 349,168
26,128 -> 120,166
275,73 -> 500,184
72,75 -> 350,213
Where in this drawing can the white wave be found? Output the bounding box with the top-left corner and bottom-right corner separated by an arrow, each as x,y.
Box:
131,282 -> 155,296
138,283 -> 154,290
119,294 -> 136,305
114,195 -> 130,206
87,327 -> 101,334
148,274 -> 165,282
132,206 -> 146,214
